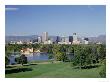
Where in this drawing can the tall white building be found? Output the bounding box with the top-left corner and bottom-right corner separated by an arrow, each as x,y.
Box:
16,41 -> 23,44
42,32 -> 48,42
73,33 -> 78,41
73,33 -> 80,44
65,37 -> 71,44
58,36 -> 71,44
84,38 -> 89,44
38,36 -> 42,43
61,36 -> 65,42
65,37 -> 69,43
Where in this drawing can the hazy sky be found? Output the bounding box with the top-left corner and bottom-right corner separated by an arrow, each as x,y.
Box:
5,5 -> 106,37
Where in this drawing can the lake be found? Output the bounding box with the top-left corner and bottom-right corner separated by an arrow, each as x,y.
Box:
27,53 -> 49,61
9,53 -> 51,64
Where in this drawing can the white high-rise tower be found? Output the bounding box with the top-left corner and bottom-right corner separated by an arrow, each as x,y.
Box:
42,32 -> 48,42
73,33 -> 80,44
73,33 -> 78,41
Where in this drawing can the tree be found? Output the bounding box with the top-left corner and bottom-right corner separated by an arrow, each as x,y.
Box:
91,46 -> 98,64
66,46 -> 74,61
52,44 -> 60,60
97,44 -> 106,61
72,46 -> 84,68
52,44 -> 68,62
5,56 -> 9,66
72,45 -> 94,69
15,57 -> 21,64
84,46 -> 93,66
5,48 -> 11,66
99,59 -> 106,77
19,54 -> 28,65
15,54 -> 27,65
48,54 -> 54,59
40,44 -> 49,52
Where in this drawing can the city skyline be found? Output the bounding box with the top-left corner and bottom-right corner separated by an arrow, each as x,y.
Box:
5,5 -> 106,37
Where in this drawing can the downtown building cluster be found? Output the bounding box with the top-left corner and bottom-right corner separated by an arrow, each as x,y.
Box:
9,32 -> 90,45
41,32 -> 89,44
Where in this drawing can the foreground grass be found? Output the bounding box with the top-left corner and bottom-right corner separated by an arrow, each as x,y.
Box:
6,62 -> 102,78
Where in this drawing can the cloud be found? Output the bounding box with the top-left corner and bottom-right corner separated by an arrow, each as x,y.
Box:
5,8 -> 19,11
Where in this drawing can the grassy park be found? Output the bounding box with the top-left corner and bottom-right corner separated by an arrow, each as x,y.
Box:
6,61 -> 103,78
5,44 -> 106,78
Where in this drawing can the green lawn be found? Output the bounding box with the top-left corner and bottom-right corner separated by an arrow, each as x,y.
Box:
5,62 -> 102,78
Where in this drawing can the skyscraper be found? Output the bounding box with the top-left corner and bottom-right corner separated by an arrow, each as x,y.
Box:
56,36 -> 60,43
61,36 -> 65,42
69,36 -> 73,42
73,33 -> 80,44
38,36 -> 42,43
83,38 -> 89,44
73,33 -> 78,41
65,37 -> 69,43
42,32 -> 48,42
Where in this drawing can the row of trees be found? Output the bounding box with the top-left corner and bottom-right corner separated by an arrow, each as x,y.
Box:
5,44 -> 106,64
5,44 -> 53,54
72,44 -> 106,68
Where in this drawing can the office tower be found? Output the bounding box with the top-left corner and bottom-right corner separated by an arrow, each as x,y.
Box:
84,38 -> 89,44
38,36 -> 42,43
69,36 -> 73,42
56,36 -> 60,43
61,36 -> 65,42
73,33 -> 78,41
42,32 -> 48,42
73,33 -> 80,44
65,37 -> 69,43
